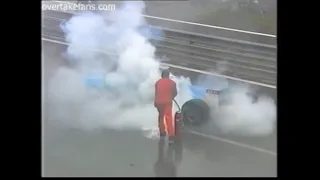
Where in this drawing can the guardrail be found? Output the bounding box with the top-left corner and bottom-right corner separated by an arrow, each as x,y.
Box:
41,9 -> 277,87
42,37 -> 276,89
49,0 -> 277,45
144,15 -> 277,46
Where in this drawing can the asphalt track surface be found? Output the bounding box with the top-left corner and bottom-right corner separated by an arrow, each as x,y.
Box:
42,9 -> 277,177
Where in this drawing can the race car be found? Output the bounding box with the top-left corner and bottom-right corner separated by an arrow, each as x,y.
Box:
175,86 -> 220,127
83,72 -> 231,129
175,83 -> 258,127
82,64 -> 259,133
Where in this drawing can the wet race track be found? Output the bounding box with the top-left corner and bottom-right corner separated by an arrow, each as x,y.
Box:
42,4 -> 277,177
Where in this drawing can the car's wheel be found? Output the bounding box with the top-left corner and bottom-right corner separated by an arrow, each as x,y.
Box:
181,99 -> 210,126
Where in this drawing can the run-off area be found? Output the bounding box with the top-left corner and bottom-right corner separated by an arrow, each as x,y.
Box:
42,39 -> 276,177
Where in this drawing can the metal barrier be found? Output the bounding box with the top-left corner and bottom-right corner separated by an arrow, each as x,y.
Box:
41,9 -> 277,87
144,15 -> 277,46
48,1 -> 277,45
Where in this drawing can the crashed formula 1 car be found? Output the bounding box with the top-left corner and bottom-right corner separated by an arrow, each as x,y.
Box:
176,84 -> 259,128
174,87 -> 223,127
83,72 -> 238,129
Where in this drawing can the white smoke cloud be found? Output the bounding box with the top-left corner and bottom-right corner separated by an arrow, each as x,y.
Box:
46,1 -> 276,137
214,86 -> 276,136
197,73 -> 277,136
47,1 -> 192,136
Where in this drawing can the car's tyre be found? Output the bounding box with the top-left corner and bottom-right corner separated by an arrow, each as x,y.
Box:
181,99 -> 210,126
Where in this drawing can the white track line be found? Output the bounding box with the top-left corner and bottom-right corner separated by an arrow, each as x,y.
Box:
41,37 -> 276,89
42,15 -> 65,21
142,15 -> 276,38
162,63 -> 276,89
42,37 -> 277,157
49,1 -> 276,38
186,129 -> 277,156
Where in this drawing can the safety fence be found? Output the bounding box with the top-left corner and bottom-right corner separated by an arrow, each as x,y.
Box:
41,10 -> 277,88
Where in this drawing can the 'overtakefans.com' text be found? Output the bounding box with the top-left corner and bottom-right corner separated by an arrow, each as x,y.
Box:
42,3 -> 116,11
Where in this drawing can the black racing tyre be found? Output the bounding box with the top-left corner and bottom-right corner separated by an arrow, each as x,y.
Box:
181,99 -> 210,126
